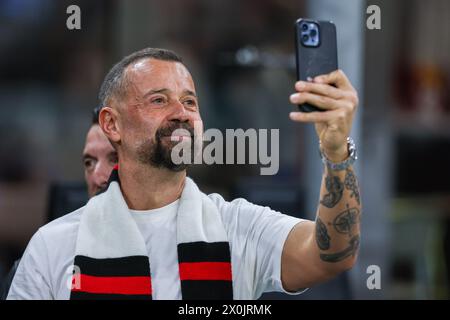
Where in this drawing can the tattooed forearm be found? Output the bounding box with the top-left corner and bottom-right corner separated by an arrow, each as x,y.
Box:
315,217 -> 331,250
329,204 -> 360,237
315,166 -> 361,267
320,174 -> 344,208
319,234 -> 360,263
344,169 -> 360,205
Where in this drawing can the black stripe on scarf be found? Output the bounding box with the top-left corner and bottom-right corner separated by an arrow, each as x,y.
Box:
178,241 -> 231,262
71,292 -> 152,300
73,255 -> 150,276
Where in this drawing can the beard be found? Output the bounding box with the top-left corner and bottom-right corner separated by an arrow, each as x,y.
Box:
136,122 -> 196,172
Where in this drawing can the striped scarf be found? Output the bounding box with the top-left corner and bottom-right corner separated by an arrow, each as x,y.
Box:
70,167 -> 233,299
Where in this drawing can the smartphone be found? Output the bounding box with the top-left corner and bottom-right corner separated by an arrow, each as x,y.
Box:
295,18 -> 338,112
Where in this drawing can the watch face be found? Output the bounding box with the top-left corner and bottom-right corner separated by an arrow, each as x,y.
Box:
348,138 -> 357,160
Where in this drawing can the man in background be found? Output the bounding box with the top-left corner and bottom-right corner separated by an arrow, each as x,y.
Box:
83,105 -> 118,197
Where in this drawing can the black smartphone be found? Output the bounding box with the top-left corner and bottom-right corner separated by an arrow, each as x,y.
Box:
294,18 -> 338,112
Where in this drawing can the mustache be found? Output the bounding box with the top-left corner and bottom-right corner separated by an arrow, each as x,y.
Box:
156,122 -> 194,139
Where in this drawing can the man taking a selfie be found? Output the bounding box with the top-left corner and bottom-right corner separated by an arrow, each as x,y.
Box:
7,47 -> 360,300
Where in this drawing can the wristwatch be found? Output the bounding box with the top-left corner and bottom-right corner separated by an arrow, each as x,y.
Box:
319,137 -> 357,171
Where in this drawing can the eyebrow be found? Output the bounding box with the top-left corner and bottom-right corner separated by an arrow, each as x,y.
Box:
82,153 -> 95,161
183,90 -> 197,98
143,88 -> 197,98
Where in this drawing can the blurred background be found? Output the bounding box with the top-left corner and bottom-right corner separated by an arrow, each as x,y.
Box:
0,0 -> 449,299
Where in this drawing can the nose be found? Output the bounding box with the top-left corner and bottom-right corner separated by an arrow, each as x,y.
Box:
93,160 -> 112,189
167,100 -> 190,123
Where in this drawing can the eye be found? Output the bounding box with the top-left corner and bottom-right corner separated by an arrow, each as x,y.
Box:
151,96 -> 167,105
83,158 -> 96,171
183,99 -> 197,107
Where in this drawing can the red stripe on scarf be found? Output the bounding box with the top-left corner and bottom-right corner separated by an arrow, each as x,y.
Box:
72,274 -> 152,295
179,262 -> 232,281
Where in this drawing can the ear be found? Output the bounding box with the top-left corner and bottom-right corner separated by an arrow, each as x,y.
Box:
99,106 -> 121,144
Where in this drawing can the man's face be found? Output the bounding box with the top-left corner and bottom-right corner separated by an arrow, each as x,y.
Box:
83,124 -> 117,197
115,58 -> 202,171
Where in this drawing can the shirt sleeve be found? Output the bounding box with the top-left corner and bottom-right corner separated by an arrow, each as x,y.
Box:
209,193 -> 309,299
6,229 -> 53,300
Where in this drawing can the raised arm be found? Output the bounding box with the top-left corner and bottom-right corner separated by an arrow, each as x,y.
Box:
282,69 -> 361,291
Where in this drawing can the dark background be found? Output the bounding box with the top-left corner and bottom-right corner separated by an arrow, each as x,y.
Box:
1,0 -> 449,299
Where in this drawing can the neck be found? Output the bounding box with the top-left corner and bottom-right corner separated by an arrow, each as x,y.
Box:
118,159 -> 186,210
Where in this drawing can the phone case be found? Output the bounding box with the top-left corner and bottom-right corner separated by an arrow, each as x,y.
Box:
295,18 -> 338,112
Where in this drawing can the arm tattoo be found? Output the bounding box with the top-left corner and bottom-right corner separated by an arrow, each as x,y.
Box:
316,217 -> 331,250
329,204 -> 360,237
344,169 -> 360,205
320,174 -> 344,208
320,234 -> 360,263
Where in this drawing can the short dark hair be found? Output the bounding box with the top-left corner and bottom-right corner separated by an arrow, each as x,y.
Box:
98,48 -> 183,108
92,105 -> 102,125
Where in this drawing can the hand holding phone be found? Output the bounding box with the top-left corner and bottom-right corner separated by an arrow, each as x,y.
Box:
290,18 -> 359,161
294,18 -> 338,112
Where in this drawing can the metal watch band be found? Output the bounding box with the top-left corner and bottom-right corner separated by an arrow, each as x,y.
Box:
319,137 -> 357,171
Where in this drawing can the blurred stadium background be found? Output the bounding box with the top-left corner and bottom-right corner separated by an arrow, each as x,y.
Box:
0,0 -> 449,299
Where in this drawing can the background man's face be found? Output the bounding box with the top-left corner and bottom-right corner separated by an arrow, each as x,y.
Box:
117,58 -> 203,171
83,124 -> 117,197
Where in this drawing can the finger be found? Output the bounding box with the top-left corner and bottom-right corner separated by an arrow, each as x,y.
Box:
289,92 -> 351,111
314,69 -> 354,90
295,81 -> 344,100
289,109 -> 345,123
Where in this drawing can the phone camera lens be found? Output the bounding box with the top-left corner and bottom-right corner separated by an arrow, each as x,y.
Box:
302,34 -> 309,43
310,29 -> 317,37
301,23 -> 308,31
